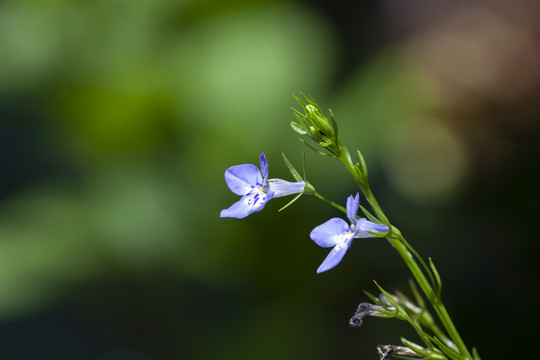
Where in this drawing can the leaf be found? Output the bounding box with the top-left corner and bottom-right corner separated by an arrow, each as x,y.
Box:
329,109 -> 339,144
431,337 -> 467,360
299,139 -> 328,156
282,153 -> 303,182
363,290 -> 387,307
357,150 -> 369,179
366,197 -> 390,225
278,192 -> 303,212
472,347 -> 482,360
408,279 -> 426,309
359,205 -> 380,223
400,338 -> 433,358
429,257 -> 443,301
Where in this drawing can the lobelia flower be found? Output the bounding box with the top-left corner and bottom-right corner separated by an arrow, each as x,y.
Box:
220,153 -> 306,219
310,193 -> 389,273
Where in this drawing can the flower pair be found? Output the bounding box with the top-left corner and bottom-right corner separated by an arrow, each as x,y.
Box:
220,154 -> 388,273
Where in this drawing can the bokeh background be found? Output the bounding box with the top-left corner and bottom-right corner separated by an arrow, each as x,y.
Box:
0,0 -> 539,359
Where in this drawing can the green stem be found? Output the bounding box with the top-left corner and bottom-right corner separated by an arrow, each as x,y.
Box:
311,189 -> 347,214
337,146 -> 473,360
389,236 -> 471,358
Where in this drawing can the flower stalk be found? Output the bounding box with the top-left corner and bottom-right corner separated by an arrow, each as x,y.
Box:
291,94 -> 476,360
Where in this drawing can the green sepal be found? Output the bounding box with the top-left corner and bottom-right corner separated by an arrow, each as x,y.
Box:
359,205 -> 380,224
356,150 -> 369,179
363,290 -> 387,307
278,192 -> 304,212
366,197 -> 390,225
373,281 -> 407,320
367,229 -> 390,237
408,279 -> 426,309
472,347 -> 481,360
299,139 -> 330,156
290,121 -> 307,135
329,109 -> 339,145
370,307 -> 396,319
431,337 -> 466,360
400,338 -> 433,358
282,153 -> 304,182
293,112 -> 313,137
363,290 -> 380,304
429,257 -> 443,301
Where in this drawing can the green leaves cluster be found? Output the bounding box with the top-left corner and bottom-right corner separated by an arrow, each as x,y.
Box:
291,94 -> 342,158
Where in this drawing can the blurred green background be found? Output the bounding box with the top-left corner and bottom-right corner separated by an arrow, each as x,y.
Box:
0,0 -> 538,359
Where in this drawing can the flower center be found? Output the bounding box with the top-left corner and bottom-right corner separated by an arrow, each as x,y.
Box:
332,231 -> 353,250
245,186 -> 268,207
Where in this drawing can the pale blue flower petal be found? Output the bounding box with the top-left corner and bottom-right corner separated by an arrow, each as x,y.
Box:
354,218 -> 389,238
317,241 -> 351,273
259,153 -> 269,180
346,193 -> 360,224
268,179 -> 305,197
224,164 -> 263,196
220,188 -> 274,218
310,218 -> 350,248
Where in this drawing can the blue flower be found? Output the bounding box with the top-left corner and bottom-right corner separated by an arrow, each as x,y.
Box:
310,193 -> 389,273
220,153 -> 306,219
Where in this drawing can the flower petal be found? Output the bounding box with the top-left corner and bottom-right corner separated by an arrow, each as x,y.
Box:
354,218 -> 389,238
224,164 -> 263,195
259,153 -> 269,180
310,218 -> 350,248
268,178 -> 305,197
317,242 -> 351,273
220,188 -> 273,218
346,193 -> 360,224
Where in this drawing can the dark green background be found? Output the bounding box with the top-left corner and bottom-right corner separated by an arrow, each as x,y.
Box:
0,0 -> 538,359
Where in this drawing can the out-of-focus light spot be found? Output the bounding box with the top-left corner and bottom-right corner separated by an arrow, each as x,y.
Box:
382,119 -> 468,204
0,3 -> 63,91
410,6 -> 540,107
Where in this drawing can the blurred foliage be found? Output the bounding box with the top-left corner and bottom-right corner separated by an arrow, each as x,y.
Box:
0,0 -> 538,359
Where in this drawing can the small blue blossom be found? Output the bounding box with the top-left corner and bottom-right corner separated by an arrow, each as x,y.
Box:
310,193 -> 389,273
220,153 -> 306,219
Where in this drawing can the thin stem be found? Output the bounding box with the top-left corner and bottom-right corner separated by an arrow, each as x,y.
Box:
312,190 -> 347,214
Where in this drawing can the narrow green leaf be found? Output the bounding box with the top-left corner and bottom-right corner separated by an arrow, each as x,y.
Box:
300,139 -> 329,156
329,109 -> 339,144
278,192 -> 303,212
472,347 -> 481,360
293,113 -> 311,134
366,197 -> 390,225
400,338 -> 433,358
431,337 -> 466,360
363,290 -> 387,307
359,205 -> 380,223
294,95 -> 307,109
398,236 -> 437,296
373,281 -> 400,309
356,150 -> 369,179
408,279 -> 426,309
282,153 -> 303,182
429,258 -> 443,301
367,231 -> 388,237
